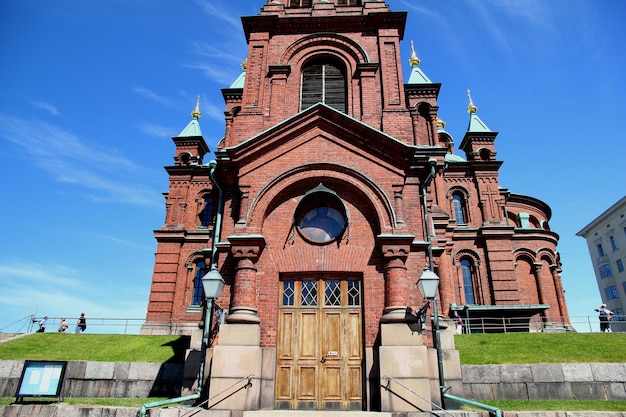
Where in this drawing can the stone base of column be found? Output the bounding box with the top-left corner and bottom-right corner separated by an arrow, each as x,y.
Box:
381,306 -> 412,323
207,323 -> 262,410
226,307 -> 261,324
379,323 -> 432,412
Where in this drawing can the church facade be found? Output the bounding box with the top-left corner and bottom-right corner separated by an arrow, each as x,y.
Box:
142,0 -> 572,412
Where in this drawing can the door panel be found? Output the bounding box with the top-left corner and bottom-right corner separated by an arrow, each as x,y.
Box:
276,277 -> 363,410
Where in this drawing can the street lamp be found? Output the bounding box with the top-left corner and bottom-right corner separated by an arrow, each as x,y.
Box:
417,266 -> 446,409
197,267 -> 225,398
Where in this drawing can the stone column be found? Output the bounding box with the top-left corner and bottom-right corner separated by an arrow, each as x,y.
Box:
378,234 -> 414,323
226,235 -> 265,324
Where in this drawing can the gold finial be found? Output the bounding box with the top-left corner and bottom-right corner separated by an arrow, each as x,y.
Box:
408,40 -> 420,67
437,118 -> 446,129
467,89 -> 477,114
191,95 -> 202,119
241,59 -> 248,71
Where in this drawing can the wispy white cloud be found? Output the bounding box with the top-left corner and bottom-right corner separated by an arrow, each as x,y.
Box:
185,62 -> 242,87
0,113 -> 161,207
32,100 -> 61,116
137,122 -> 173,138
132,87 -> 175,107
194,0 -> 243,32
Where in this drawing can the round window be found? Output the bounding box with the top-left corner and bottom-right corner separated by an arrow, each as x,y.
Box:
295,187 -> 347,244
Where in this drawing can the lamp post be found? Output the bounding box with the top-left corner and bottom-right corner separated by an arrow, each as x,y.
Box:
198,267 -> 225,398
418,267 -> 446,409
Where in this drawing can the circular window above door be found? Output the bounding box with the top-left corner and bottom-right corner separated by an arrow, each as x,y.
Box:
295,184 -> 347,245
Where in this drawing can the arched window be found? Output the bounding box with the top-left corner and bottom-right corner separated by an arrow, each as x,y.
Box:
461,259 -> 476,304
199,196 -> 213,227
301,59 -> 347,113
191,261 -> 208,306
453,193 -> 467,225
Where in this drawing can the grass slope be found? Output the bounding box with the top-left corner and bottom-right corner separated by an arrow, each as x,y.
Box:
454,332 -> 626,364
0,334 -> 189,363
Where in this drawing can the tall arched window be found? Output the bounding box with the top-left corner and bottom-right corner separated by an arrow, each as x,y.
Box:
192,261 -> 208,306
301,59 -> 347,113
461,259 -> 476,304
453,192 -> 467,224
199,196 -> 213,227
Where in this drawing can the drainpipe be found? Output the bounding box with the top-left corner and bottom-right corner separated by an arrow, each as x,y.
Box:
421,158 -> 502,417
209,160 -> 223,270
421,158 -> 446,409
140,160 -> 225,417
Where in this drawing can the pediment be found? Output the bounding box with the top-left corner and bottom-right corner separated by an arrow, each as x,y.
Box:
221,103 -> 416,174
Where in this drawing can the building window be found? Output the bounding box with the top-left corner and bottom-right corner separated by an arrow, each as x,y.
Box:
192,261 -> 208,306
199,196 -> 213,227
614,308 -> 624,321
617,259 -> 624,273
599,264 -> 613,279
605,285 -> 618,300
597,243 -> 605,257
623,281 -> 626,296
609,235 -> 618,251
461,259 -> 476,304
301,59 -> 347,113
338,0 -> 362,4
452,193 -> 467,224
289,0 -> 312,7
295,185 -> 348,245
282,280 -> 295,306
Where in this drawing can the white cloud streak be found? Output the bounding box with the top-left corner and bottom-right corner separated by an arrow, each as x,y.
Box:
0,113 -> 161,207
32,101 -> 61,116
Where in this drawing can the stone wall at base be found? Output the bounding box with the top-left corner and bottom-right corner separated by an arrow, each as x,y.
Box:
462,363 -> 626,401
0,360 -> 183,399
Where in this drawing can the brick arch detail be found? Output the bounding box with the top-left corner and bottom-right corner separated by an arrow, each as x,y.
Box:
452,248 -> 481,266
246,163 -> 396,232
536,248 -> 557,266
512,248 -> 537,264
279,33 -> 369,67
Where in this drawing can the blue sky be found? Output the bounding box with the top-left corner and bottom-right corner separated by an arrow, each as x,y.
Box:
1,0 -> 624,334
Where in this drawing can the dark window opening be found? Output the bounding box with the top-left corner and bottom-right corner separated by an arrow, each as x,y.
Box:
461,259 -> 476,304
192,261 -> 208,306
199,196 -> 213,227
453,193 -> 467,225
301,60 -> 347,113
289,0 -> 312,7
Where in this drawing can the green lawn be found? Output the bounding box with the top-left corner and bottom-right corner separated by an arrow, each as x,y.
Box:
0,334 -> 189,363
455,332 -> 626,364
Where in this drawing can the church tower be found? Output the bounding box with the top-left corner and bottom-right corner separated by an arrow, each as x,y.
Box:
143,0 -> 571,412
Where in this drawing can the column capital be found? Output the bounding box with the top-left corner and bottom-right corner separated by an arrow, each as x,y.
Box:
377,234 -> 414,259
228,234 -> 266,260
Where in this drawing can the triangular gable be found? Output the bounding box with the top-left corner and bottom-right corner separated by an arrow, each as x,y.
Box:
221,103 -> 421,170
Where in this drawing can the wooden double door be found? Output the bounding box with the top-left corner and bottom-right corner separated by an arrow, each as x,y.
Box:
275,276 -> 363,410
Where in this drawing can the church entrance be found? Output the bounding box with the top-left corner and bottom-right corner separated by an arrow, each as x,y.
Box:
275,275 -> 363,410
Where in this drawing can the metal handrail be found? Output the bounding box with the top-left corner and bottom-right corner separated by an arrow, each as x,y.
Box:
383,374 -> 503,417
382,375 -> 456,417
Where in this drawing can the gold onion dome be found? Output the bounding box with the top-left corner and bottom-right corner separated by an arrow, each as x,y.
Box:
467,89 -> 477,114
408,40 -> 421,67
437,118 -> 446,129
241,59 -> 248,71
191,95 -> 202,119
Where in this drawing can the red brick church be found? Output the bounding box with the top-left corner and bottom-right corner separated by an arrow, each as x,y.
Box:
142,0 -> 571,412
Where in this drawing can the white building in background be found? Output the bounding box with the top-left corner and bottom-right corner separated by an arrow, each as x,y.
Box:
577,196 -> 626,332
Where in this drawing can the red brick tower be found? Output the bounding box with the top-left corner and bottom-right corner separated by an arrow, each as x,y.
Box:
143,0 -> 571,411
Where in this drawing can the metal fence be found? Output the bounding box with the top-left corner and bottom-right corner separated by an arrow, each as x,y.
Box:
3,313 -> 624,336
459,314 -> 625,334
